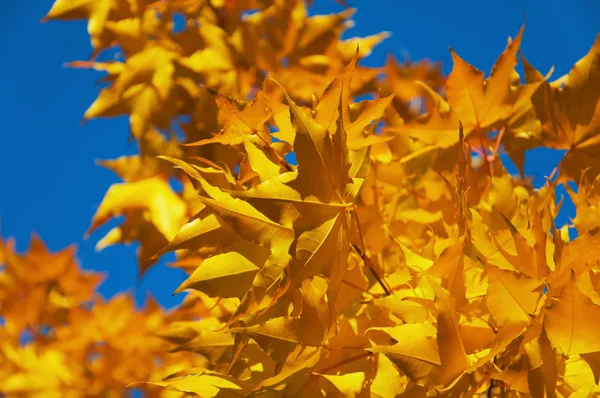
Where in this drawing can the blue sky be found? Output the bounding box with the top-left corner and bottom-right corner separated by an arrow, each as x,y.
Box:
1,1 -> 598,308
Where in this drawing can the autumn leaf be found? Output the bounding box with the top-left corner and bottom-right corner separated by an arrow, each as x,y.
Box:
87,176 -> 188,275
532,34 -> 600,183
388,25 -> 527,149
545,272 -> 600,356
186,88 -> 271,147
368,322 -> 441,385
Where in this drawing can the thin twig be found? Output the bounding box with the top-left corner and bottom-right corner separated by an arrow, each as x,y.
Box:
365,255 -> 393,296
488,378 -> 495,397
480,134 -> 493,177
492,127 -> 506,161
341,279 -> 376,298
253,129 -> 293,172
351,205 -> 393,296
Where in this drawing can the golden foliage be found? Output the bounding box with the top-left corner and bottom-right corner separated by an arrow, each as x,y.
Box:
3,0 -> 600,396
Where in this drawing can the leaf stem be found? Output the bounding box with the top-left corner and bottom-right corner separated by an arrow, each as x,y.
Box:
352,205 -> 393,296
480,134 -> 493,177
341,279 -> 376,297
493,127 -> 506,157
365,255 -> 393,296
488,378 -> 494,397
254,129 -> 293,172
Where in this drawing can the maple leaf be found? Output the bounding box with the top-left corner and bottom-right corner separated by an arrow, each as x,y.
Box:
545,272 -> 600,356
368,322 -> 441,385
82,46 -> 182,139
87,176 -> 189,275
529,34 -> 600,183
186,88 -> 271,147
388,25 -> 529,150
481,266 -> 542,363
44,0 -> 113,53
97,128 -> 183,182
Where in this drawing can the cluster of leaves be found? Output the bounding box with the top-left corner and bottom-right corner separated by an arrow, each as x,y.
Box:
0,235 -> 209,396
4,0 -> 600,396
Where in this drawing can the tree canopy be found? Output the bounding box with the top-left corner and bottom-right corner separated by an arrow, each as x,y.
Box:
2,1 -> 600,396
